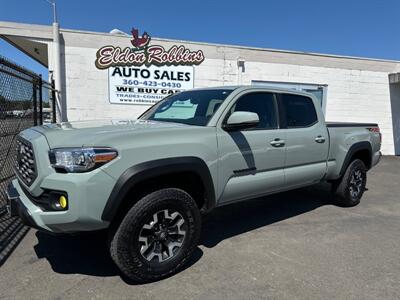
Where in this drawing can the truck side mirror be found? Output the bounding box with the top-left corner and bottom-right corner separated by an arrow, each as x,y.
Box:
223,111 -> 259,131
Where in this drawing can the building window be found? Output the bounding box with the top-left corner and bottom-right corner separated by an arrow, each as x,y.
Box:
251,81 -> 327,114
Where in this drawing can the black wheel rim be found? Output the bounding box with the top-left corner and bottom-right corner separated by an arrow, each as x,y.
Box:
138,209 -> 187,263
349,169 -> 364,199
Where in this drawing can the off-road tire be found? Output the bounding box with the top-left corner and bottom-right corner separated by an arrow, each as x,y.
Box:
331,159 -> 367,207
109,188 -> 201,283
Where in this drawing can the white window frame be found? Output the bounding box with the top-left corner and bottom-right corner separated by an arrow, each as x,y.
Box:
251,80 -> 328,115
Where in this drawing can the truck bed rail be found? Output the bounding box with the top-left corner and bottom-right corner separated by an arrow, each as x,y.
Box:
326,122 -> 378,128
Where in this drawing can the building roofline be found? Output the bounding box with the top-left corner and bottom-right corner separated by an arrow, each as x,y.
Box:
1,21 -> 399,64
60,27 -> 400,64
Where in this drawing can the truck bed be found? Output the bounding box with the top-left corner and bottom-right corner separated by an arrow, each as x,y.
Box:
325,121 -> 381,180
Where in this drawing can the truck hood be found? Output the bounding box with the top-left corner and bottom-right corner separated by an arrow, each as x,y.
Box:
31,119 -> 192,148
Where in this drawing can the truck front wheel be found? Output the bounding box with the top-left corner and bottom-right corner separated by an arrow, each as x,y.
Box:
331,159 -> 367,207
109,188 -> 201,283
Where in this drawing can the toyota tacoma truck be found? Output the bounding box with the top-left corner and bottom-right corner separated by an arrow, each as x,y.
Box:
7,86 -> 381,282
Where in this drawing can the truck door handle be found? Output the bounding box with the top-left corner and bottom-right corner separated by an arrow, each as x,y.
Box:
270,138 -> 285,147
315,135 -> 326,143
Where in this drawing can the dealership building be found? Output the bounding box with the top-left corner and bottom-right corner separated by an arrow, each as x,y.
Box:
1,21 -> 400,155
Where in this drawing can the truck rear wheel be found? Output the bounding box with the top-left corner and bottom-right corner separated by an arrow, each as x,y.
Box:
331,159 -> 367,207
109,188 -> 201,283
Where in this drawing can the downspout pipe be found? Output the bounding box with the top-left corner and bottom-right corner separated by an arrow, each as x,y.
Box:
52,21 -> 65,122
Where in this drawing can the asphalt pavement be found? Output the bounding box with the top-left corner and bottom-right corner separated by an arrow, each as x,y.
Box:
0,156 -> 399,299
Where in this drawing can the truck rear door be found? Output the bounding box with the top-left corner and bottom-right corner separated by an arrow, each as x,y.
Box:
278,93 -> 329,188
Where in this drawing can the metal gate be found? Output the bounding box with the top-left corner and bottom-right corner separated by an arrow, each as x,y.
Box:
0,56 -> 56,265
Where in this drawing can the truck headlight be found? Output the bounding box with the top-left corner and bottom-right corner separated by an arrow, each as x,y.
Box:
49,147 -> 118,173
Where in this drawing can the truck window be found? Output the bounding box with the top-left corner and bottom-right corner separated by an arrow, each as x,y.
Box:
141,89 -> 233,126
154,99 -> 198,119
230,92 -> 277,129
281,94 -> 318,128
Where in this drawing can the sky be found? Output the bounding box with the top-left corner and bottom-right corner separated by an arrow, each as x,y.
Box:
0,0 -> 399,77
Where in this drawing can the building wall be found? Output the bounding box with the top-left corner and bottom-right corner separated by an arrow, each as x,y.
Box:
242,62 -> 394,154
390,82 -> 400,155
56,30 -> 399,154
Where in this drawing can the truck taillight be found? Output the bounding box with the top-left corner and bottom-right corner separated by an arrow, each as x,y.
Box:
367,127 -> 380,133
367,127 -> 381,143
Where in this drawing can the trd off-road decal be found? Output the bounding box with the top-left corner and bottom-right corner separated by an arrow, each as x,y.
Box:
95,28 -> 205,105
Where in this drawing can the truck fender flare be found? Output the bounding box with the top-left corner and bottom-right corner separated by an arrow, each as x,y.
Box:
339,141 -> 372,176
101,157 -> 216,222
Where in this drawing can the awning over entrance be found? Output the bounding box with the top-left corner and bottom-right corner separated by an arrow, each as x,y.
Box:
0,21 -> 52,67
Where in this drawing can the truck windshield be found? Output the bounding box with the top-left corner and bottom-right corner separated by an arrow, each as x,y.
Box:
139,89 -> 233,126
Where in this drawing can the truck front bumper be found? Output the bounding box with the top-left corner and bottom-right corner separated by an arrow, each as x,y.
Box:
6,175 -> 114,233
6,183 -> 45,231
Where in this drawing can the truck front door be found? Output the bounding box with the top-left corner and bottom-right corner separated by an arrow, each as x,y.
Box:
217,91 -> 286,204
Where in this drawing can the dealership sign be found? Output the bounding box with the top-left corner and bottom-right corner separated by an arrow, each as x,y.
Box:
96,45 -> 204,69
108,65 -> 194,105
95,28 -> 203,105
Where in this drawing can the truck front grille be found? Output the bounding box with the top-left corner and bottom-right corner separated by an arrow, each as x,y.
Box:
14,137 -> 37,186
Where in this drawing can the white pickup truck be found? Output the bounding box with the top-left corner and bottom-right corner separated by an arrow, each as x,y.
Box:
8,86 -> 382,282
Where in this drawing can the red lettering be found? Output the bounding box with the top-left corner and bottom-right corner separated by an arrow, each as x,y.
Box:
95,44 -> 205,69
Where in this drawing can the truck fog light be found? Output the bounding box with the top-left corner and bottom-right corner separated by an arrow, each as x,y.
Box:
58,195 -> 68,209
53,195 -> 68,210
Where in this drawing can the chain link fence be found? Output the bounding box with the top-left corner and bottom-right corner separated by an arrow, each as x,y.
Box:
0,55 -> 56,265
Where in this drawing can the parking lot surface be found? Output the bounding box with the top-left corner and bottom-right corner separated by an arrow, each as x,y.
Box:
0,156 -> 399,299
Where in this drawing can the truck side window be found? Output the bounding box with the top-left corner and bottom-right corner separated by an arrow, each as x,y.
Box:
230,92 -> 277,129
281,94 -> 318,128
